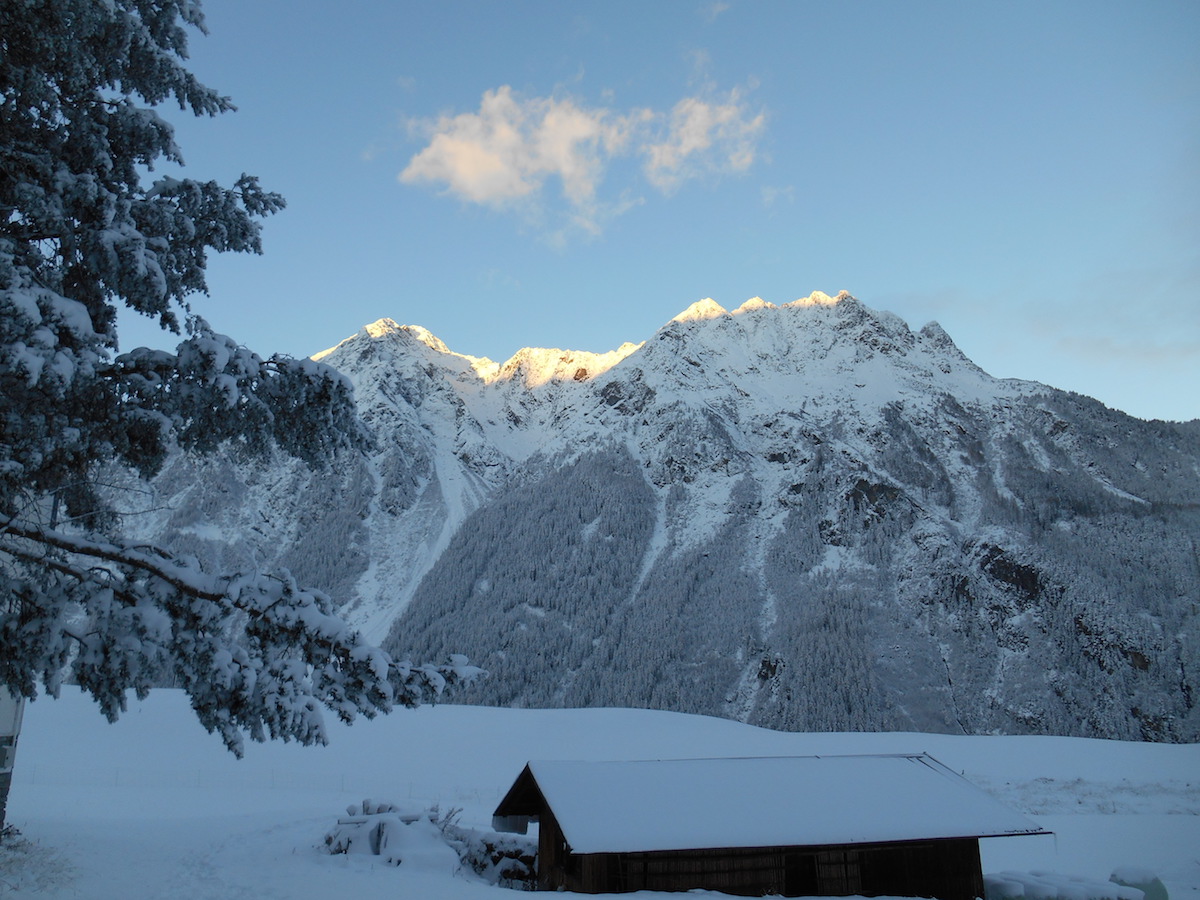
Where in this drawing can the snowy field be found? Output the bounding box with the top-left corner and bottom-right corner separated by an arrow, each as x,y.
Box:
1,688 -> 1197,899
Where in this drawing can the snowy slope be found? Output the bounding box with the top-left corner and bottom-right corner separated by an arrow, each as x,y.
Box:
123,292 -> 1200,742
2,688 -> 1198,899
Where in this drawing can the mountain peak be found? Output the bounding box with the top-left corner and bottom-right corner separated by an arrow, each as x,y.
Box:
362,319 -> 449,353
786,290 -> 853,309
363,317 -> 402,338
314,318 -> 502,383
671,298 -> 729,324
313,318 -> 452,361
918,320 -> 957,351
493,342 -> 643,388
733,297 -> 776,315
667,292 -> 853,326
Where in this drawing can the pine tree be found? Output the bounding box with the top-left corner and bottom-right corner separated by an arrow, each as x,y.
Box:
0,0 -> 471,799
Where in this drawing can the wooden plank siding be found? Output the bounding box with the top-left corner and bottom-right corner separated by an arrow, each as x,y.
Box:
538,821 -> 985,899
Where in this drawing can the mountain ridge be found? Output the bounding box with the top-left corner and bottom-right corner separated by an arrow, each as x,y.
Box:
125,292 -> 1200,742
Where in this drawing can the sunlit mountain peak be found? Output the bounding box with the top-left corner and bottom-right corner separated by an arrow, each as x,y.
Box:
364,318 -> 448,352
313,318 -> 500,379
669,293 -> 850,326
733,297 -> 776,314
313,317 -> 450,360
489,341 -> 643,388
670,297 -> 728,323
787,290 -> 852,308
363,317 -> 402,339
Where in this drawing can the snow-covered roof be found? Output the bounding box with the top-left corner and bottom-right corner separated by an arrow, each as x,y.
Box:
493,753 -> 1049,855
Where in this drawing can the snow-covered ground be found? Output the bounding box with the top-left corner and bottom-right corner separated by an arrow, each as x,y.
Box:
2,688 -> 1197,899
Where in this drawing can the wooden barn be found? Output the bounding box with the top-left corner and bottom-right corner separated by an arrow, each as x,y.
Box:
492,753 -> 1049,898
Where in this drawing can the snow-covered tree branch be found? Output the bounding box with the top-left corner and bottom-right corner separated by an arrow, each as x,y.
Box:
0,511 -> 477,754
0,0 -> 475,755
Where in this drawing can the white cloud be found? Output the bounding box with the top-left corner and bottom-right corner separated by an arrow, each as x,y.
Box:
401,87 -> 548,206
400,84 -> 764,238
643,90 -> 766,193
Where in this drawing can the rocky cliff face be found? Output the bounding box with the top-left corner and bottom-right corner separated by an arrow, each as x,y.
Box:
127,293 -> 1200,740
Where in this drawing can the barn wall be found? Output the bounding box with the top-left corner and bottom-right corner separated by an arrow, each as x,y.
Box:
550,838 -> 984,899
595,845 -> 789,895
537,807 -> 586,892
859,838 -> 984,900
0,769 -> 11,832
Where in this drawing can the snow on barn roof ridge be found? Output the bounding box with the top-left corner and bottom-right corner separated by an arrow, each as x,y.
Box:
494,752 -> 1051,855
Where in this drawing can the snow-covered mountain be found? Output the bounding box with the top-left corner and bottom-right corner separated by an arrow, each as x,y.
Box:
129,292 -> 1200,741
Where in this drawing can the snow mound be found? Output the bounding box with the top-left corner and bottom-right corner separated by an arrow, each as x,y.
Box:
987,871 -> 1150,900
1112,869 -> 1171,900
324,801 -> 535,888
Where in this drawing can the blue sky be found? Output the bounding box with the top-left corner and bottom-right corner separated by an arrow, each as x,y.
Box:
126,0 -> 1199,421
